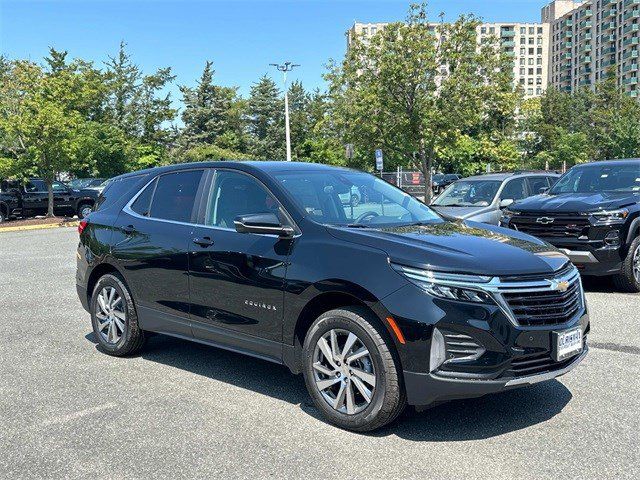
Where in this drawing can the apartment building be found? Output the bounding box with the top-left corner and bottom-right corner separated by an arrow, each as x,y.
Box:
347,22 -> 550,98
545,0 -> 640,97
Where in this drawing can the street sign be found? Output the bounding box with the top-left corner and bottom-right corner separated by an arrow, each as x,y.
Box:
375,149 -> 383,171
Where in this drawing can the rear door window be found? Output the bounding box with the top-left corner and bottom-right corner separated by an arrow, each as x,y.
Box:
500,178 -> 528,201
130,179 -> 157,217
25,180 -> 47,192
148,170 -> 204,223
526,177 -> 550,195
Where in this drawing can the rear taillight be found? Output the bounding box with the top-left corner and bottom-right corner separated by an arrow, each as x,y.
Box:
78,219 -> 88,235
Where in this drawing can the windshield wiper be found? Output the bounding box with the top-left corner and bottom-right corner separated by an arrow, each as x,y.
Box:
345,223 -> 370,228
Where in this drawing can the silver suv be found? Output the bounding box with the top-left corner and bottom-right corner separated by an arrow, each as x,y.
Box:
430,171 -> 560,225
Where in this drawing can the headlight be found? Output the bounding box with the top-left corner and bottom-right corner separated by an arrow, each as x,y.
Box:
592,208 -> 629,223
391,264 -> 494,304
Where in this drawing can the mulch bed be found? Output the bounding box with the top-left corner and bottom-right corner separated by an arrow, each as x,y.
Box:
0,216 -> 77,229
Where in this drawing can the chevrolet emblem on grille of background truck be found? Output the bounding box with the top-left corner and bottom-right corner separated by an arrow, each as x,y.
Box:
536,217 -> 555,224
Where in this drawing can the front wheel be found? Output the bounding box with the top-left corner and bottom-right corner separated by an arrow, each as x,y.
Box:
302,307 -> 406,432
90,273 -> 146,356
613,236 -> 640,293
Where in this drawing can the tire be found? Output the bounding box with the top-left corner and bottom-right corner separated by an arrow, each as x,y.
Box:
612,235 -> 640,293
302,307 -> 406,432
0,208 -> 5,223
77,203 -> 93,219
90,273 -> 146,356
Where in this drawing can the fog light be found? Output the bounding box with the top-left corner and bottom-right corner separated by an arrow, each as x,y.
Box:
604,230 -> 620,246
429,328 -> 446,372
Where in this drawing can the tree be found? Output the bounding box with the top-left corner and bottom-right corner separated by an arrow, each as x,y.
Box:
247,75 -> 285,160
328,3 -> 518,202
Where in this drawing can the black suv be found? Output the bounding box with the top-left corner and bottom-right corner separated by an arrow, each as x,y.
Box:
76,162 -> 588,431
500,160 -> 640,292
0,178 -> 99,219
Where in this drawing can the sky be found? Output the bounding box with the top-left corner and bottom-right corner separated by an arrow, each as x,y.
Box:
0,0 -> 546,107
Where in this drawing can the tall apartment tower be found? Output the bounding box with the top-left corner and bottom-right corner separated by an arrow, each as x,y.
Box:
545,0 -> 640,97
347,21 -> 550,98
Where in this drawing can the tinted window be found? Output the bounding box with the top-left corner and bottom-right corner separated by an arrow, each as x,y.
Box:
130,179 -> 157,216
25,180 -> 47,192
149,170 -> 204,223
500,178 -> 527,201
551,163 -> 640,194
206,171 -> 278,228
96,175 -> 143,211
526,177 -> 550,195
52,181 -> 68,192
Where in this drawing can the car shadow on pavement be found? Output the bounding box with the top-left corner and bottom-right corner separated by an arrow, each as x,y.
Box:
581,275 -> 621,293
86,332 -> 573,441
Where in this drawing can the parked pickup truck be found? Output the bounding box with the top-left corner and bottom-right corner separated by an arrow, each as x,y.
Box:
0,178 -> 100,220
0,189 -> 21,223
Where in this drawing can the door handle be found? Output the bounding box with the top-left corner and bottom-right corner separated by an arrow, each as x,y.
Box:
122,224 -> 136,235
193,237 -> 214,247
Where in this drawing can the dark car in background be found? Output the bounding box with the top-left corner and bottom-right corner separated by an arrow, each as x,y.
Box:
431,173 -> 461,195
76,161 -> 588,432
501,159 -> 640,292
0,178 -> 99,219
431,172 -> 560,225
0,187 -> 21,223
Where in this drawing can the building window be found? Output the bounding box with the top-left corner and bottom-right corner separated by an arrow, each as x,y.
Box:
537,57 -> 543,65
489,27 -> 495,34
537,37 -> 543,45
371,26 -> 377,35
538,27 -> 543,34
528,88 -> 534,95
521,47 -> 526,55
362,27 -> 368,35
529,48 -> 534,54
529,37 -> 535,45
520,78 -> 526,85
537,47 -> 543,55
536,77 -> 543,84
520,26 -> 526,34
529,27 -> 534,34
528,72 -> 534,79
520,37 -> 526,44
481,26 -> 487,34
536,87 -> 542,94
520,58 -> 526,65
537,67 -> 543,74
520,68 -> 526,75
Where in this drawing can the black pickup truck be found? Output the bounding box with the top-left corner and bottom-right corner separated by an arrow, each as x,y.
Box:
0,178 -> 99,221
500,159 -> 640,292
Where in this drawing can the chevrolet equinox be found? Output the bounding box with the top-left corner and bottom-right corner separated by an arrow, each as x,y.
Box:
76,162 -> 589,431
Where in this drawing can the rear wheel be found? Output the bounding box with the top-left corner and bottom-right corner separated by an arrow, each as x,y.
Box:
613,236 -> 640,293
90,273 -> 145,356
0,209 -> 5,223
302,307 -> 406,432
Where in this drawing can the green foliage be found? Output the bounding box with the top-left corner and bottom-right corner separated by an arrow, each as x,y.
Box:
247,75 -> 285,160
327,3 -> 520,201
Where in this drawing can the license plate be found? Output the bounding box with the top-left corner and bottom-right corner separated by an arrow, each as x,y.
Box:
554,327 -> 583,361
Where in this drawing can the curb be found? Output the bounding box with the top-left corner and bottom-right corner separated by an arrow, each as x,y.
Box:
0,221 -> 79,233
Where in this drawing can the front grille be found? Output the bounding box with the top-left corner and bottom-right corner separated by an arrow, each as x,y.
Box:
502,277 -> 582,326
507,351 -> 578,377
510,214 -> 590,238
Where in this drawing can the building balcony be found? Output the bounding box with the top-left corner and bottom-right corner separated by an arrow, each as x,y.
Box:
502,41 -> 515,48
601,46 -> 617,54
624,0 -> 640,7
624,10 -> 640,21
623,48 -> 639,59
602,58 -> 617,67
602,0 -> 617,6
583,55 -> 592,63
623,24 -> 639,35
602,9 -> 617,19
564,41 -> 573,49
564,19 -> 573,27
580,44 -> 593,52
579,20 -> 593,29
579,78 -> 592,86
623,36 -> 639,47
623,76 -> 638,85
501,30 -> 516,38
629,89 -> 638,97
602,21 -> 616,31
623,63 -> 638,72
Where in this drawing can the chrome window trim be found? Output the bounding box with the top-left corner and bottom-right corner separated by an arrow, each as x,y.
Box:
122,167 -> 301,237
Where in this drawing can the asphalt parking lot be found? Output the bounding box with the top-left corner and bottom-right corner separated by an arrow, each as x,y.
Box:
1,227 -> 639,479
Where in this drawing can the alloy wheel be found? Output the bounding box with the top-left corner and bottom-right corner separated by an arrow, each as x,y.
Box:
95,286 -> 126,344
312,328 -> 376,415
634,244 -> 640,284
80,206 -> 92,218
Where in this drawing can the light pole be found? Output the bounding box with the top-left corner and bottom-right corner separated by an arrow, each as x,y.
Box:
270,62 -> 299,162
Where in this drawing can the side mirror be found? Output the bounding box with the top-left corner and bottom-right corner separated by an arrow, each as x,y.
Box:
539,187 -> 550,194
499,199 -> 514,209
234,212 -> 294,238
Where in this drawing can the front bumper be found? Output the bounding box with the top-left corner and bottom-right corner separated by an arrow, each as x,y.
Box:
555,245 -> 622,276
404,345 -> 588,406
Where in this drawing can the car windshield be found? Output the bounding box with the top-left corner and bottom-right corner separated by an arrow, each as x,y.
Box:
274,170 -> 442,228
432,180 -> 502,207
550,163 -> 640,194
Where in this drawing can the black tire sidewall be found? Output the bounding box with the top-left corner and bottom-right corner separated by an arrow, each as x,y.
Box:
624,237 -> 640,290
302,310 -> 397,431
90,274 -> 141,355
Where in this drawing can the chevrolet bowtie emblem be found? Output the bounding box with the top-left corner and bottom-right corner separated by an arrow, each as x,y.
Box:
549,280 -> 570,292
536,217 -> 555,224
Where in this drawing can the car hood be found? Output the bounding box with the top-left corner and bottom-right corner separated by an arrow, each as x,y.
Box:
511,192 -> 639,213
327,220 -> 569,277
431,205 -> 493,220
